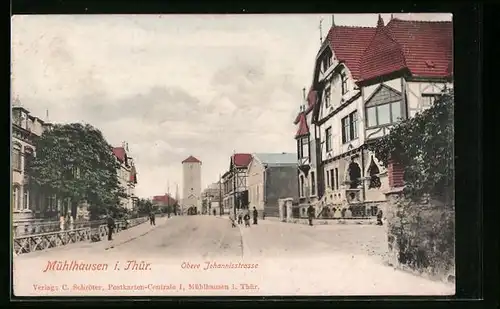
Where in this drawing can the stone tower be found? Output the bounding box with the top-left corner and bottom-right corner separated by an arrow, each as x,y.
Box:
181,155 -> 202,214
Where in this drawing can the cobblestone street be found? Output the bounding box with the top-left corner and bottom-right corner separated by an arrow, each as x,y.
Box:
14,215 -> 454,296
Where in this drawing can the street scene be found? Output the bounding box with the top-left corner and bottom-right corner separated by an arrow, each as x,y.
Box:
11,13 -> 454,296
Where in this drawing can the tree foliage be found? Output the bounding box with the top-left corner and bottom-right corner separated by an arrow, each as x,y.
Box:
135,198 -> 154,215
27,123 -> 126,218
368,89 -> 454,204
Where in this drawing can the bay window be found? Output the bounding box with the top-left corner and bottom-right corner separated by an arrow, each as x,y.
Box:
298,136 -> 309,159
366,101 -> 402,127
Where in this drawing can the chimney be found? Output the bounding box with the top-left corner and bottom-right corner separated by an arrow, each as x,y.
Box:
388,158 -> 404,188
377,14 -> 385,28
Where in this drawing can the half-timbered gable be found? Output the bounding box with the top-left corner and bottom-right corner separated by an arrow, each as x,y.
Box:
356,15 -> 453,201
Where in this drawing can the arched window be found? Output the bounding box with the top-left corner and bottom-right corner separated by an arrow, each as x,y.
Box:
367,156 -> 382,189
12,143 -> 22,171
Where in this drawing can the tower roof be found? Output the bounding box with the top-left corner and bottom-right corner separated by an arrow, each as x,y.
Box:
182,155 -> 202,164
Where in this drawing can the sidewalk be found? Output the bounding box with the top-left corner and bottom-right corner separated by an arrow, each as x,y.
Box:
15,216 -> 170,260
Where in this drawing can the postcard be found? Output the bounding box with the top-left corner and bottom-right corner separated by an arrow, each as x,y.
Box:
11,13 -> 455,297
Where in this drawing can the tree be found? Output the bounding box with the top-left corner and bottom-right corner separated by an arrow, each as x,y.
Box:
368,89 -> 454,204
135,198 -> 153,215
27,123 -> 126,219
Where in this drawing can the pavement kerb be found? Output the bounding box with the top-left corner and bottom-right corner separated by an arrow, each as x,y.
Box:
214,215 -> 249,257
105,216 -> 170,251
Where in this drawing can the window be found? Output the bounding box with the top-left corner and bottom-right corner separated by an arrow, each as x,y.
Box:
23,189 -> 30,210
299,175 -> 305,197
298,137 -> 309,159
12,143 -> 22,171
326,170 -> 330,188
330,169 -> 334,191
366,101 -> 402,127
341,111 -> 358,144
24,148 -> 34,172
322,52 -> 332,72
325,127 -> 332,152
335,168 -> 339,190
310,172 -> 316,196
12,185 -> 20,211
341,72 -> 348,95
324,88 -> 331,108
422,93 -> 440,106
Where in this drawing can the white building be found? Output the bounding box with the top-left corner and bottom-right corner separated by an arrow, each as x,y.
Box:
247,153 -> 298,218
182,155 -> 202,214
112,144 -> 138,210
11,103 -> 53,221
296,15 -> 453,217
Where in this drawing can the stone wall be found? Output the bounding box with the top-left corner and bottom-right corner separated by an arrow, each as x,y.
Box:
384,189 -> 455,283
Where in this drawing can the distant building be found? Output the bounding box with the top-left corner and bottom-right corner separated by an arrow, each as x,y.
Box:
222,153 -> 252,215
247,153 -> 298,217
152,194 -> 177,208
182,155 -> 202,215
112,144 -> 138,210
11,104 -> 53,221
202,182 -> 222,214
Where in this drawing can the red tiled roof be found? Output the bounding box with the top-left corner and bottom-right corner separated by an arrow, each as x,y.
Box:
325,25 -> 377,80
295,112 -> 309,138
305,89 -> 318,113
112,147 -> 127,163
152,194 -> 177,205
359,16 -> 453,82
182,155 -> 202,164
232,153 -> 252,168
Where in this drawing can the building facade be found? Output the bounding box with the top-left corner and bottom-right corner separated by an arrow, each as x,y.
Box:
201,182 -> 222,214
112,145 -> 138,210
182,155 -> 202,214
247,153 -> 298,218
221,153 -> 252,215
11,105 -> 53,221
296,15 -> 453,217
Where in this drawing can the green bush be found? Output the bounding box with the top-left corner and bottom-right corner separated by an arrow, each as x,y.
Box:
370,89 -> 455,277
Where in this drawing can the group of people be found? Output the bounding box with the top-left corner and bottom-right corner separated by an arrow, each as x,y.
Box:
231,207 -> 259,228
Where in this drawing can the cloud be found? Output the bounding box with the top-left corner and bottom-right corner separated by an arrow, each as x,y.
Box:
11,13 -> 452,198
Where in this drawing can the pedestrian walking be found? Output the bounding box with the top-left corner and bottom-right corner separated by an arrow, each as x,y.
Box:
151,212 -> 156,226
252,207 -> 258,225
244,212 -> 251,227
238,213 -> 243,224
213,208 -> 216,216
107,214 -> 116,241
307,205 -> 315,226
376,209 -> 384,226
230,215 -> 237,228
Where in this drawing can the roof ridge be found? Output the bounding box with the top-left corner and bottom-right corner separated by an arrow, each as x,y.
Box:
331,25 -> 376,30
390,18 -> 452,24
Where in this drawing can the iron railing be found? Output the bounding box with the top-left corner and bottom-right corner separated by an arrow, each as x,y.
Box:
13,216 -> 149,255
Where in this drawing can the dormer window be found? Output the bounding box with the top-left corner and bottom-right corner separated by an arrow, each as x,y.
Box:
324,87 -> 331,108
341,72 -> 348,95
321,50 -> 333,73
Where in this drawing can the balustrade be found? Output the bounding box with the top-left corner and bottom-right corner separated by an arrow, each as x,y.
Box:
13,216 -> 150,255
